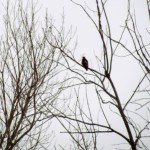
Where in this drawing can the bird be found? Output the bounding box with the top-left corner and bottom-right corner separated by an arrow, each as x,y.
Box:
82,56 -> 88,71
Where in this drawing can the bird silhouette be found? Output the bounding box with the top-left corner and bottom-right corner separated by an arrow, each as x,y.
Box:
82,56 -> 88,71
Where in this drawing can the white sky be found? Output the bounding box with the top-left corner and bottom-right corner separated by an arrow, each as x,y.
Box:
41,0 -> 149,149
0,0 -> 149,149
39,0 -> 149,102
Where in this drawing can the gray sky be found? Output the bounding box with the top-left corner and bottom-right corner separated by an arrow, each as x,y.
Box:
0,0 -> 149,149
41,0 -> 149,149
27,0 -> 150,149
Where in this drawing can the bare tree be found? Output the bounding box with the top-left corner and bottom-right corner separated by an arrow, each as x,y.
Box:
46,0 -> 150,149
0,0 -> 65,149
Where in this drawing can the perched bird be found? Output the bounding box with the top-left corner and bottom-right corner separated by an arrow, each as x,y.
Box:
82,56 -> 88,71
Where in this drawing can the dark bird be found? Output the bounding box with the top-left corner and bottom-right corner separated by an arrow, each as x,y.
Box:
82,56 -> 88,71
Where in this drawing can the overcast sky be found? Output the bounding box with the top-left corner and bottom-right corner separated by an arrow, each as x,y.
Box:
40,1 -> 149,149
0,0 -> 149,149
39,0 -> 149,103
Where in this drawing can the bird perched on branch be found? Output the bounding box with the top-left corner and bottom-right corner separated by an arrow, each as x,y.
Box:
82,56 -> 88,71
